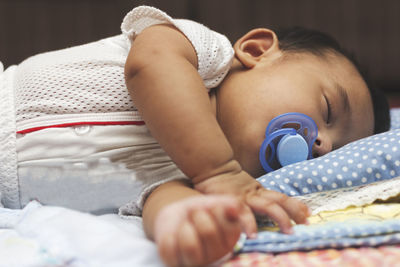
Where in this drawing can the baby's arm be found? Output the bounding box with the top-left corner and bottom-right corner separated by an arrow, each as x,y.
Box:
125,24 -> 309,235
143,180 -> 245,267
125,24 -> 236,187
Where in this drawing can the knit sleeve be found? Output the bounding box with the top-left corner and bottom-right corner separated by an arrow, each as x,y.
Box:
121,6 -> 234,90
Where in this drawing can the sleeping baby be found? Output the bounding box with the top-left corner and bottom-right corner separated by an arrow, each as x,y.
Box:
0,5 -> 389,267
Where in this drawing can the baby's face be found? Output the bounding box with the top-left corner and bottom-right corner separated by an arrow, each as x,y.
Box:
214,52 -> 374,177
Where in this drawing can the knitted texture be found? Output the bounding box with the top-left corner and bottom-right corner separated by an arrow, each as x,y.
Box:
0,65 -> 20,208
14,5 -> 234,133
121,5 -> 234,89
7,6 -> 235,212
14,35 -> 134,131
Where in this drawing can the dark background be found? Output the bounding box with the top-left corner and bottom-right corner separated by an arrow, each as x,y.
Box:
1,0 -> 399,104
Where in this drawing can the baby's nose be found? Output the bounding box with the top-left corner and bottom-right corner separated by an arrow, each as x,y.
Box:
312,135 -> 332,158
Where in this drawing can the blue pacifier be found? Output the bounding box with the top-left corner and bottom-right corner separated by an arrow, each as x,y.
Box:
259,112 -> 318,173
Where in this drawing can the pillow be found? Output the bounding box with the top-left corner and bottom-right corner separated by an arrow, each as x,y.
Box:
257,108 -> 400,198
391,108 -> 400,130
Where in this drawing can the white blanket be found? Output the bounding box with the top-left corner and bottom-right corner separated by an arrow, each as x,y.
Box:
0,201 -> 165,267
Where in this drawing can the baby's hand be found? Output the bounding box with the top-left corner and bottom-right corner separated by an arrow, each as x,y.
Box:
194,171 -> 310,235
154,195 -> 244,267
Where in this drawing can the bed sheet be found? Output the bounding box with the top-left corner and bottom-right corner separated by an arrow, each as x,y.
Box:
0,201 -> 164,267
2,111 -> 399,266
223,245 -> 400,267
3,201 -> 400,267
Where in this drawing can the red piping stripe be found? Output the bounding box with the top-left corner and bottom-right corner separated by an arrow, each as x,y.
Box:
17,121 -> 146,134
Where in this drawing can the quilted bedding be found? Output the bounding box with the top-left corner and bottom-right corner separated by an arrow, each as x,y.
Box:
225,202 -> 400,267
2,110 -> 400,266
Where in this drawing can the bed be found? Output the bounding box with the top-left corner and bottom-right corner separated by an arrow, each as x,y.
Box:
2,109 -> 400,267
223,108 -> 400,266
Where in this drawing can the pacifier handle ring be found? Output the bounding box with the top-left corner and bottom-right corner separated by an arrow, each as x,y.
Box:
259,128 -> 297,173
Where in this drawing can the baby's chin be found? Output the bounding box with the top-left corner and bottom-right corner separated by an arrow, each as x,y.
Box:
240,159 -> 266,178
248,148 -> 281,177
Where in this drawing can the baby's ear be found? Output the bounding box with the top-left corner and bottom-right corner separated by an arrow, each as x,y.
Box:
234,28 -> 280,68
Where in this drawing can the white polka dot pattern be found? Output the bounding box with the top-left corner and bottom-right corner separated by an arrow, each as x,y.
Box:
258,128 -> 400,197
391,108 -> 400,129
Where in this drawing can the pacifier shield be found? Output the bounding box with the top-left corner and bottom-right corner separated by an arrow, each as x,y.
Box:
259,112 -> 318,173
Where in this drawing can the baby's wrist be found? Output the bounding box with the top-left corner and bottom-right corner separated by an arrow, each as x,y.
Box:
193,169 -> 258,196
191,159 -> 243,185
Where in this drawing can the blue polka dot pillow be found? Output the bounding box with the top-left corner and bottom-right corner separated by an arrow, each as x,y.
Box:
257,108 -> 400,211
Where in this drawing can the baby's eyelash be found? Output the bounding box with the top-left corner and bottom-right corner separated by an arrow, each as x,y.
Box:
325,95 -> 332,124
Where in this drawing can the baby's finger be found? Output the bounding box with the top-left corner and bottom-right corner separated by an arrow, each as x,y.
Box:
258,190 -> 310,224
191,209 -> 225,262
277,197 -> 310,225
237,204 -> 258,238
190,195 -> 257,238
247,195 -> 293,234
210,205 -> 242,251
158,234 -> 179,267
177,220 -> 204,266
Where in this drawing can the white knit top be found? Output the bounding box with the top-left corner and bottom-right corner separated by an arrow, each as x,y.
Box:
0,6 -> 234,209
13,6 -> 234,134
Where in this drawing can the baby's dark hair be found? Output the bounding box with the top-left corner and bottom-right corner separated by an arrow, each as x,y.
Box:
275,27 -> 390,134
